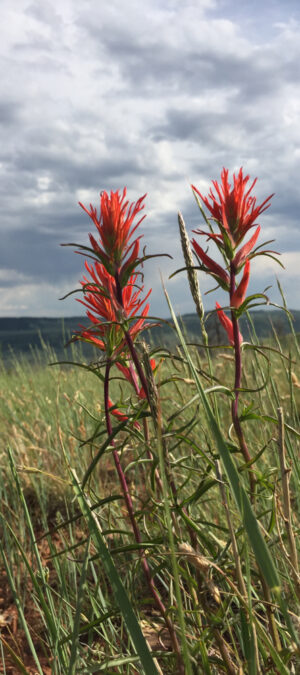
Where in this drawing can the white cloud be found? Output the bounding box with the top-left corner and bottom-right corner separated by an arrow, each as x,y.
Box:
0,277 -> 80,317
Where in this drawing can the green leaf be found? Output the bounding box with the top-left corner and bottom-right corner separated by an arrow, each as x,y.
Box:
240,609 -> 256,674
120,253 -> 172,287
234,293 -> 269,318
61,242 -> 113,273
181,478 -> 217,506
252,251 -> 285,268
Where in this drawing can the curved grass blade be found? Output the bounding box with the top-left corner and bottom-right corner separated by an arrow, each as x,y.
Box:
69,469 -> 159,675
0,546 -> 44,675
68,537 -> 91,675
164,287 -> 281,591
6,448 -> 69,668
165,287 -> 300,648
0,636 -> 31,675
35,495 -> 122,543
81,418 -> 129,489
59,610 -> 117,646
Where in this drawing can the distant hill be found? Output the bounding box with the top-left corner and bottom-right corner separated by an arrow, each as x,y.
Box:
149,310 -> 300,353
0,309 -> 299,364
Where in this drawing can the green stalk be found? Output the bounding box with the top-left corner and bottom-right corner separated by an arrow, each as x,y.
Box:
155,413 -> 193,675
0,546 -> 44,675
6,447 -> 68,669
68,537 -> 91,675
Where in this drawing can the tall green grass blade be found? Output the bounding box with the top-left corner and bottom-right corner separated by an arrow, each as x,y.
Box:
6,447 -> 69,668
164,287 -> 281,591
69,468 -> 159,675
255,625 -> 290,675
7,447 -> 72,668
35,494 -> 123,543
0,548 -> 44,675
240,610 -> 256,675
0,636 -> 31,675
68,536 -> 91,674
0,516 -> 56,631
276,278 -> 300,357
59,610 -> 118,646
155,430 -> 193,675
89,652 -> 170,670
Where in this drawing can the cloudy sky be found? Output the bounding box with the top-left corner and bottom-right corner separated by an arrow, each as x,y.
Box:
1,0 -> 300,318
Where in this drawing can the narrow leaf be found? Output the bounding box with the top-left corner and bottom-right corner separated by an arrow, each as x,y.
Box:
164,287 -> 281,591
70,470 -> 159,675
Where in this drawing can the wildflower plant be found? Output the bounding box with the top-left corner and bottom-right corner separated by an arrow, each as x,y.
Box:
67,189 -> 185,671
45,176 -> 299,674
190,168 -> 281,495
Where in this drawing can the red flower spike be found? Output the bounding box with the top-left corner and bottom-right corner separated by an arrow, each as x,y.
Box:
192,169 -> 273,247
233,226 -> 261,271
79,188 -> 146,277
76,261 -> 151,354
192,239 -> 230,288
119,238 -> 140,285
231,259 -> 250,308
216,302 -> 243,346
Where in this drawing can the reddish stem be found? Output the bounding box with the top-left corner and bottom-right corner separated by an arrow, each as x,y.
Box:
230,263 -> 256,498
114,272 -> 151,405
104,359 -> 141,539
104,360 -> 183,668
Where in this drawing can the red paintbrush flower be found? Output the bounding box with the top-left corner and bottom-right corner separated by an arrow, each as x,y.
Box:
216,302 -> 243,346
76,260 -> 151,355
79,188 -> 146,279
232,226 -> 260,271
191,239 -> 230,288
192,168 -> 273,248
231,259 -> 250,308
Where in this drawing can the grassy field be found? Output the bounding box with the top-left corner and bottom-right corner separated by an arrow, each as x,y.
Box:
0,318 -> 299,673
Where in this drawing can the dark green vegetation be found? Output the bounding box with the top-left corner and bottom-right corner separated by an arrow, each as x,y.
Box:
0,309 -> 299,361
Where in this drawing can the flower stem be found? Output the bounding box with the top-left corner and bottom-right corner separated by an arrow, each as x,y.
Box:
104,359 -> 183,669
230,263 -> 256,498
114,272 -> 151,404
104,359 -> 140,539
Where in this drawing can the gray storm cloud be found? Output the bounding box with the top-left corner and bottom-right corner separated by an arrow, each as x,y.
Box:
0,0 -> 299,316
